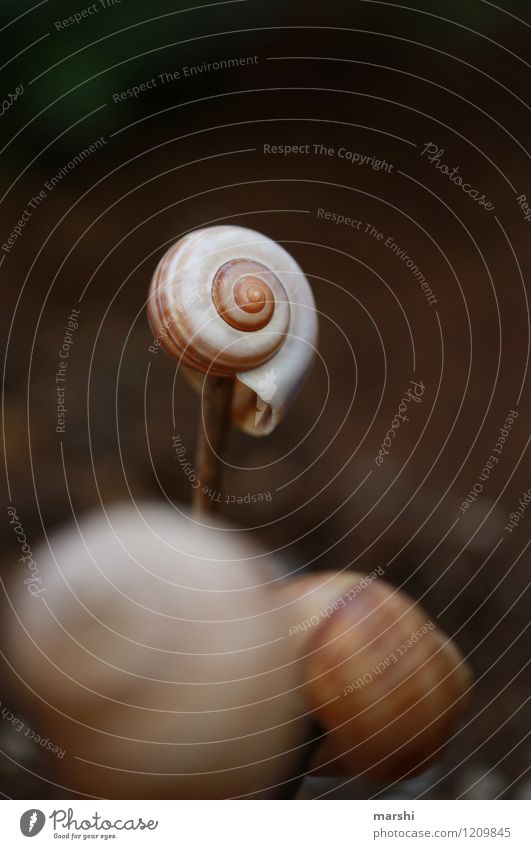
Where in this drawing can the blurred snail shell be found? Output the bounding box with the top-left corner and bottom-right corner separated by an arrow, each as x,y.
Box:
277,574 -> 472,782
148,225 -> 318,435
6,504 -> 309,799
5,504 -> 471,798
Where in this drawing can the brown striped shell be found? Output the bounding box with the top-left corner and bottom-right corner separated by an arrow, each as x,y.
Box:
147,225 -> 318,435
278,573 -> 472,781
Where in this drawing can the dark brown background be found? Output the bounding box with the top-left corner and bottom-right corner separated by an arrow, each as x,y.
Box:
1,0 -> 529,799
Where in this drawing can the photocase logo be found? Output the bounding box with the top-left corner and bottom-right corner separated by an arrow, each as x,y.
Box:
255,368 -> 278,426
20,809 -> 46,837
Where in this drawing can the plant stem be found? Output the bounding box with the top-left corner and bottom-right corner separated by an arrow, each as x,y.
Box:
193,374 -> 234,516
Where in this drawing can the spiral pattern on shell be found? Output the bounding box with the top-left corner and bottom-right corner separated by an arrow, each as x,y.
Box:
212,258 -> 281,332
147,225 -> 318,435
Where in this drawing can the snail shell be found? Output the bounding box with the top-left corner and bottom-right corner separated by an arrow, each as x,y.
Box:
278,574 -> 472,781
6,504 -> 471,797
6,504 -> 308,799
148,225 -> 318,435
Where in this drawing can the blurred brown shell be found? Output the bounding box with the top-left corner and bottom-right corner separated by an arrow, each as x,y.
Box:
281,573 -> 472,781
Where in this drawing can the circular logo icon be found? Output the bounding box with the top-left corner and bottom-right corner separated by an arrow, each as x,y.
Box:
20,810 -> 46,837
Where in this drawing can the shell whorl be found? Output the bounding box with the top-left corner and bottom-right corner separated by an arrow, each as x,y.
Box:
212,258 -> 286,332
148,225 -> 317,435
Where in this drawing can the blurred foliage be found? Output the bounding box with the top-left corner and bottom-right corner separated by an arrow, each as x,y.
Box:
0,0 -> 524,168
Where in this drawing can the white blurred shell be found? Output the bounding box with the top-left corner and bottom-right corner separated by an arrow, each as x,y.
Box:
147,225 -> 318,435
6,503 -> 308,799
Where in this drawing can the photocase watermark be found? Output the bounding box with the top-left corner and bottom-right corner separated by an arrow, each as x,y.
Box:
459,408 -> 518,514
44,137 -> 107,192
317,207 -> 364,230
149,280 -> 213,354
516,193 -> 531,224
1,701 -> 65,759
2,138 -> 106,254
366,222 -> 437,307
50,808 -> 158,835
1,83 -> 23,118
6,506 -> 44,597
2,190 -> 46,253
54,0 -> 121,31
316,209 -> 437,306
20,810 -> 46,837
19,807 -> 159,837
342,621 -> 435,696
420,142 -> 495,212
113,55 -> 259,102
264,142 -> 394,172
171,435 -> 272,504
504,488 -> 531,534
375,380 -> 426,466
149,312 -> 177,354
288,568 -> 385,637
56,308 -> 81,433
